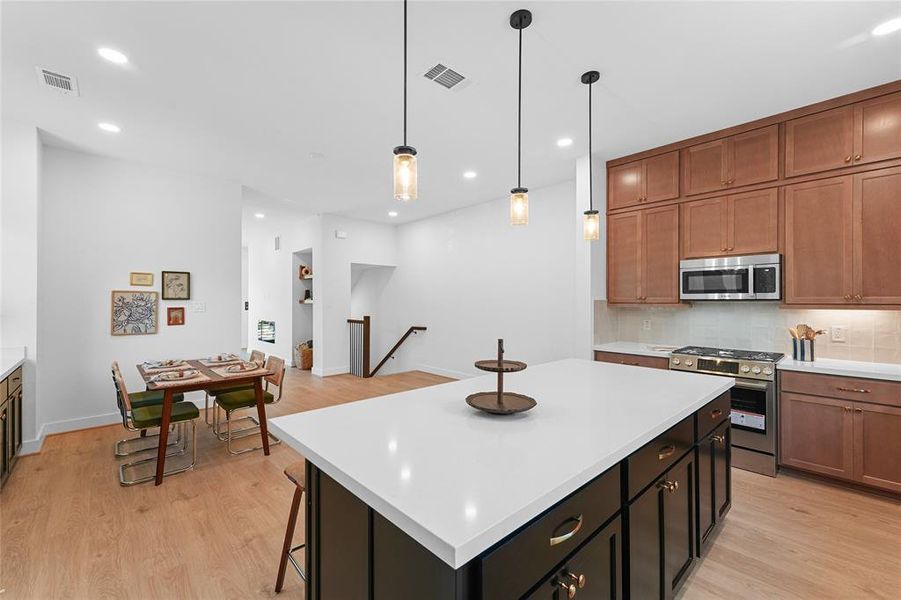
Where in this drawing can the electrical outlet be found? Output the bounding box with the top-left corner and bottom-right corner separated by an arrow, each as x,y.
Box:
642,319 -> 652,332
831,325 -> 847,343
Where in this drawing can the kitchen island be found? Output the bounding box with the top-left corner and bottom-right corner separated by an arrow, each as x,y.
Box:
269,358 -> 734,599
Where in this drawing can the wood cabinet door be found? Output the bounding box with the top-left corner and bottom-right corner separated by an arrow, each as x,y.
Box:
681,197 -> 727,258
853,167 -> 901,304
642,205 -> 680,304
683,140 -> 728,195
697,422 -> 731,556
785,105 -> 855,177
608,212 -> 642,303
727,188 -> 778,255
855,92 -> 901,166
780,392 -> 853,480
644,151 -> 680,203
852,402 -> 901,494
728,125 -> 778,187
662,452 -> 695,599
629,475 -> 663,600
0,401 -> 7,485
608,161 -> 643,210
783,177 -> 853,304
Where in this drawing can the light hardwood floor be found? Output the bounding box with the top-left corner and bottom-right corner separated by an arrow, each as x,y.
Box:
1,368 -> 899,599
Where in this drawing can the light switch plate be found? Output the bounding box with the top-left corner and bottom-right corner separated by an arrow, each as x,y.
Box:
191,302 -> 206,313
831,325 -> 847,343
335,230 -> 348,239
642,319 -> 652,331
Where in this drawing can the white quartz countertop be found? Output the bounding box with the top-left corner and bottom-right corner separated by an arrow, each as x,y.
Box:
0,348 -> 25,381
778,357 -> 901,382
269,358 -> 733,569
593,341 -> 679,358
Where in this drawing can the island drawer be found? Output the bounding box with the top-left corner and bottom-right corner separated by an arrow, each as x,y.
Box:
780,371 -> 900,408
7,368 -> 22,395
696,392 -> 731,441
628,416 -> 694,499
481,464 -> 621,600
594,351 -> 669,370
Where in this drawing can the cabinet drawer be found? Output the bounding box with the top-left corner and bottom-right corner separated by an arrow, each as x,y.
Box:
481,464 -> 621,600
780,371 -> 900,408
628,416 -> 694,499
594,351 -> 669,370
0,379 -> 6,405
696,393 -> 731,441
7,367 -> 22,396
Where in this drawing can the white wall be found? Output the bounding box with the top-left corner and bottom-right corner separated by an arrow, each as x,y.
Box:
37,146 -> 242,437
350,264 -> 396,364
0,120 -> 42,447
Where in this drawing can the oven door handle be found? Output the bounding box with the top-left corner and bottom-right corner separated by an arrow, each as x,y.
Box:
732,380 -> 770,391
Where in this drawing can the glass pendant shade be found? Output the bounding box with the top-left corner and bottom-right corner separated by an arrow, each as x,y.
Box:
510,188 -> 529,226
393,146 -> 418,202
583,210 -> 600,241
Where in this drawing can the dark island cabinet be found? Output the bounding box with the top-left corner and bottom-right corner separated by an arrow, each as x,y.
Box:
0,366 -> 23,490
628,451 -> 696,600
696,421 -> 732,556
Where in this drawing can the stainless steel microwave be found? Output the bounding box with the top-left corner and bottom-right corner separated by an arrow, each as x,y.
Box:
679,254 -> 781,301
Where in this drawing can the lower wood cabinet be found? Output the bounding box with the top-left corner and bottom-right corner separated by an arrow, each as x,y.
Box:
696,421 -> 731,555
594,351 -> 669,370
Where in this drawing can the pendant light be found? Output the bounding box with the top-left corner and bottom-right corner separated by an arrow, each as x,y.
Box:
581,70 -> 600,241
509,9 -> 532,226
393,0 -> 417,201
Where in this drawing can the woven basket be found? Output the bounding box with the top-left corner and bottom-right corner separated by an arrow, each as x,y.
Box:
299,346 -> 313,370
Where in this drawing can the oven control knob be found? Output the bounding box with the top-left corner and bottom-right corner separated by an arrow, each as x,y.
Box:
763,367 -> 773,375
752,366 -> 762,374
672,358 -> 681,365
685,360 -> 693,367
741,365 -> 750,373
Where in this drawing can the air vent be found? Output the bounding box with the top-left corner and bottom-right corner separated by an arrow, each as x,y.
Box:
35,67 -> 79,96
423,64 -> 466,89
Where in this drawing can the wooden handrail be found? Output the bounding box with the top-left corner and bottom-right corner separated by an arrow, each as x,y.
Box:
368,326 -> 427,377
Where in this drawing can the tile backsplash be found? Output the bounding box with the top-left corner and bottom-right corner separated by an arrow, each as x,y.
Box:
594,301 -> 901,364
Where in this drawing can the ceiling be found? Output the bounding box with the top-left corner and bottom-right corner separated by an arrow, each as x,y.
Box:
3,2 -> 900,224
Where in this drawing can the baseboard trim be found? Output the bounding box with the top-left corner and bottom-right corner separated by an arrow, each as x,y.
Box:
413,363 -> 472,380
313,365 -> 349,377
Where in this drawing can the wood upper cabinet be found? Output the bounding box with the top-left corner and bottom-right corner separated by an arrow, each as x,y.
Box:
608,206 -> 679,304
853,167 -> 901,304
786,92 -> 901,177
853,402 -> 901,494
681,188 -> 777,258
683,125 -> 778,195
783,176 -> 854,304
608,151 -> 679,210
780,391 -> 854,481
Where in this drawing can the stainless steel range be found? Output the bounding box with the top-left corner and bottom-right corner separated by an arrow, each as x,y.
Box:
670,346 -> 783,476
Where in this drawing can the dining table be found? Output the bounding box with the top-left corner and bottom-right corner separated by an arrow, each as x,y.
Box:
137,356 -> 274,486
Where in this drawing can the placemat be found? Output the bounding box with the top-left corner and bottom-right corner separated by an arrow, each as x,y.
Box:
142,362 -> 191,374
147,371 -> 212,388
211,365 -> 269,379
198,355 -> 243,367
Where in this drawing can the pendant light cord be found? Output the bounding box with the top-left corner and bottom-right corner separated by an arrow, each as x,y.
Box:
517,26 -> 522,187
588,80 -> 593,211
403,0 -> 408,146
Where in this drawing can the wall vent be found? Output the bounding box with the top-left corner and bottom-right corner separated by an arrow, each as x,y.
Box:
423,64 -> 466,89
35,67 -> 79,96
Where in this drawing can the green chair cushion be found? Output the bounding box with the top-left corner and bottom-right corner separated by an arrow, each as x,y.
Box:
131,402 -> 199,429
215,389 -> 275,412
131,390 -> 185,409
208,384 -> 254,397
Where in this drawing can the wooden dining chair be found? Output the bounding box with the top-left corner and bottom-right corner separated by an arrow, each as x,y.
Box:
112,364 -> 200,485
275,461 -> 306,593
111,361 -> 186,457
203,350 -> 266,426
213,355 -> 285,455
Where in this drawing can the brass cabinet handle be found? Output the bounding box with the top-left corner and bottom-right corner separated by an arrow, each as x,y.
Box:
658,444 -> 676,460
566,571 -> 587,589
727,246 -> 734,251
853,294 -> 862,302
853,154 -> 862,161
559,581 -> 577,599
657,479 -> 679,493
550,514 -> 584,547
842,406 -> 852,412
843,294 -> 852,301
712,434 -> 726,445
727,179 -> 734,184
854,408 -> 863,413
837,387 -> 870,394
710,408 -> 723,419
621,361 -> 641,366
844,155 -> 852,163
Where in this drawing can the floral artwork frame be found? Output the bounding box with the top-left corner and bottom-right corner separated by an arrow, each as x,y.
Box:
162,271 -> 191,300
111,290 -> 158,335
130,272 -> 154,286
167,307 -> 185,326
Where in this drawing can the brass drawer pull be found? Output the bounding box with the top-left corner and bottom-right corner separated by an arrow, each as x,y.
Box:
657,479 -> 679,493
657,444 -> 676,460
565,571 -> 587,589
712,434 -> 725,445
550,515 -> 583,547
621,361 -> 640,366
837,387 -> 870,394
558,581 -> 577,599
710,408 -> 723,419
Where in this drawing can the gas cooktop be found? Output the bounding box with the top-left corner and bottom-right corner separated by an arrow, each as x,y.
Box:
672,346 -> 784,363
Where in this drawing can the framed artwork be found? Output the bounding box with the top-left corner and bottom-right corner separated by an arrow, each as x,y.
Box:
111,291 -> 158,335
167,307 -> 185,326
130,272 -> 154,286
162,271 -> 190,300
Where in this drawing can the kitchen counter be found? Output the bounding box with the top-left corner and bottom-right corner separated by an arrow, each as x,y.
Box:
269,358 -> 733,569
778,356 -> 901,382
0,347 -> 25,381
593,341 -> 678,358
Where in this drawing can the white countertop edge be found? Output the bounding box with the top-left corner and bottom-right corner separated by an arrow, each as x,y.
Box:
592,342 -> 678,359
270,376 -> 734,569
0,348 -> 26,381
777,357 -> 901,382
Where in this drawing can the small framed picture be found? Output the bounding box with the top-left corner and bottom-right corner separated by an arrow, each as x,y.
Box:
111,290 -> 158,336
162,271 -> 190,300
130,272 -> 154,286
167,307 -> 186,326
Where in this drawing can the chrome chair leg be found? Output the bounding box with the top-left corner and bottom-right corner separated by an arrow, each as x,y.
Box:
114,424 -> 181,457
225,409 -> 281,455
118,421 -> 197,486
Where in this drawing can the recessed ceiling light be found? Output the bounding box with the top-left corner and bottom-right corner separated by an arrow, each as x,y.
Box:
463,170 -> 477,179
97,122 -> 121,133
388,211 -> 398,218
97,47 -> 128,64
556,138 -> 574,148
254,213 -> 265,219
873,17 -> 901,36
